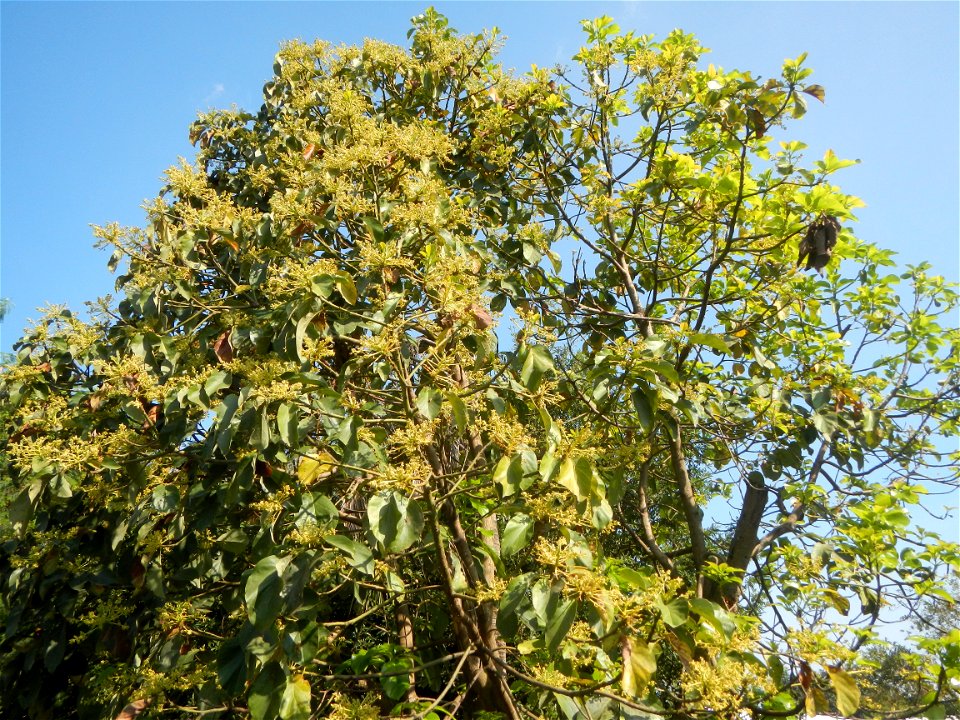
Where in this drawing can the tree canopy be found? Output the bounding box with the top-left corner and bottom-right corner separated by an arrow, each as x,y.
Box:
2,10 -> 958,720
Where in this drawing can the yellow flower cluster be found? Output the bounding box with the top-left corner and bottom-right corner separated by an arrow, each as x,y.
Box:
680,658 -> 774,715
388,418 -> 438,456
325,691 -> 380,720
374,458 -> 431,493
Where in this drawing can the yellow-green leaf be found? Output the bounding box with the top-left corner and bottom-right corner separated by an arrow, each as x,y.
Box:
336,273 -> 357,305
826,666 -> 860,717
622,637 -> 657,697
298,451 -> 337,484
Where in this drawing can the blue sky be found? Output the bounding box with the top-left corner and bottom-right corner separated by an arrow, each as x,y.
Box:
2,2 -> 958,542
2,2 -> 957,347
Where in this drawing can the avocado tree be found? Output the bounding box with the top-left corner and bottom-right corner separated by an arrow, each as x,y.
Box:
2,10 -> 957,720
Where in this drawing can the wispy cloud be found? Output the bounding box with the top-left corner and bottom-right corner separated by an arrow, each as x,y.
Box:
204,83 -> 226,105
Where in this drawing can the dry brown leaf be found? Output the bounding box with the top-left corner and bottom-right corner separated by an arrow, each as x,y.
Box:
115,699 -> 149,720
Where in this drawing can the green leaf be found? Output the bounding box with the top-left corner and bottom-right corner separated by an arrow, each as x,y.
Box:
218,528 -> 249,555
826,666 -> 860,716
250,407 -> 272,451
280,674 -> 311,720
249,661 -> 286,720
520,344 -> 554,391
631,385 -> 657,433
415,386 -> 443,420
544,598 -> 577,653
295,312 -> 316,362
245,555 -> 292,631
152,485 -> 180,513
381,658 -> 414,700
216,637 -> 247,696
557,456 -> 596,503
767,653 -> 785,686
325,535 -> 375,575
813,411 -> 838,440
659,598 -> 689,628
310,274 -> 335,298
447,391 -> 467,429
689,597 -> 735,638
501,514 -> 534,557
296,492 -> 340,531
366,491 -> 424,554
688,332 -> 731,355
493,455 -> 524,497
362,216 -> 385,243
9,479 -> 42,535
499,574 -> 533,638
204,369 -> 233,397
277,402 -> 299,447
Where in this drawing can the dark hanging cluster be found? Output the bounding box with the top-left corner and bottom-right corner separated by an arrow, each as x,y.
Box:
797,215 -> 841,273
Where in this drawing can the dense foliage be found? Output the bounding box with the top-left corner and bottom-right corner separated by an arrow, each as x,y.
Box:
2,11 -> 958,720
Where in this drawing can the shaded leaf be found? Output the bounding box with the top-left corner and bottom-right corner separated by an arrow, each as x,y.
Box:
381,657 -> 414,700
249,661 -> 285,720
245,555 -> 292,631
545,598 -> 577,653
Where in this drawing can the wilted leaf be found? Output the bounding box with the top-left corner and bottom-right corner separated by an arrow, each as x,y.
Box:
213,332 -> 234,363
470,303 -> 493,330
803,84 -> 826,102
115,699 -> 149,720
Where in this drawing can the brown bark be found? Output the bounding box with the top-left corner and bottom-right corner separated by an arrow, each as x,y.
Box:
668,428 -> 707,596
395,601 -> 418,702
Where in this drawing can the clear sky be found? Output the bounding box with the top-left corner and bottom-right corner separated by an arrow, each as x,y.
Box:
1,2 -> 958,541
3,1 -> 957,346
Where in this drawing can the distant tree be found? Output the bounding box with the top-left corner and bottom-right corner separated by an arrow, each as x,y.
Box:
858,578 -> 960,717
1,10 -> 958,720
